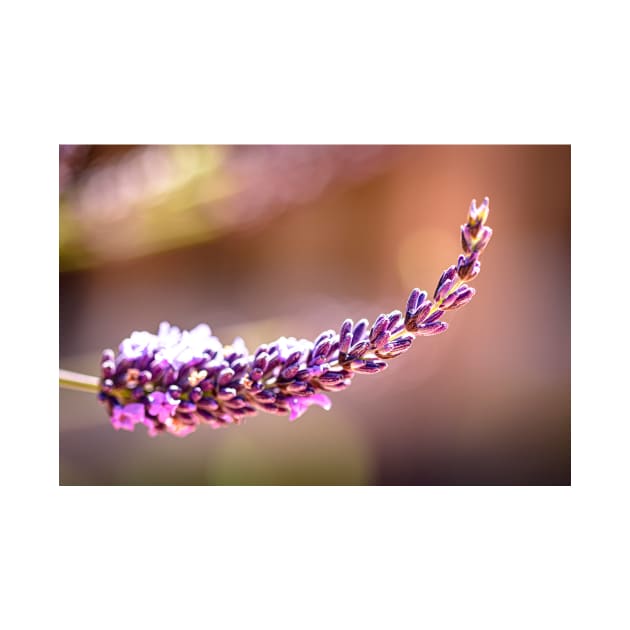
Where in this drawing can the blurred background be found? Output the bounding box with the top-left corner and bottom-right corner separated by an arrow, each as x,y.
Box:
59,145 -> 570,485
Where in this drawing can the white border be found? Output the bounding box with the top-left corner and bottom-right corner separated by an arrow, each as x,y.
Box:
2,1 -> 628,628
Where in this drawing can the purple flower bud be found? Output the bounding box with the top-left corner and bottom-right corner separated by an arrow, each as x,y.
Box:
298,385 -> 318,398
297,365 -> 327,380
472,226 -> 493,253
468,218 -> 481,238
250,367 -> 264,381
386,310 -> 403,332
200,379 -> 215,392
176,368 -> 192,389
101,378 -> 114,393
477,196 -> 490,224
406,288 -> 422,321
434,278 -> 453,303
294,368 -> 310,381
177,400 -> 197,414
238,405 -> 258,417
216,412 -> 235,424
196,408 -> 217,422
312,339 -> 332,364
457,254 -> 481,280
351,319 -> 369,346
415,321 -> 448,336
230,358 -> 249,377
434,266 -> 457,300
281,364 -> 300,380
461,225 -> 473,254
138,370 -> 152,385
217,368 -> 235,387
339,319 -> 353,341
376,335 -> 414,358
218,387 -> 237,400
347,339 -> 370,360
253,389 -> 276,403
101,360 -> 116,378
115,354 -> 131,371
411,300 -> 433,326
456,254 -> 471,279
161,366 -> 177,387
339,332 -> 352,356
369,315 -> 388,343
254,344 -> 269,356
450,287 -> 476,309
286,380 -> 308,393
225,395 -> 248,408
254,403 -> 284,415
285,350 -> 303,367
372,329 -> 391,349
197,397 -> 220,411
421,309 -> 444,325
322,378 -> 353,391
393,334 -> 415,348
328,340 -> 339,359
253,352 -> 269,371
318,371 -> 347,385
266,352 -> 282,373
313,330 -> 335,348
440,291 -> 460,309
246,381 -> 263,394
101,349 -> 115,364
351,359 -> 388,374
148,358 -> 169,381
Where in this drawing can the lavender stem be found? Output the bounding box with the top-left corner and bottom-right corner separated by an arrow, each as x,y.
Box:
60,196 -> 493,437
59,369 -> 100,393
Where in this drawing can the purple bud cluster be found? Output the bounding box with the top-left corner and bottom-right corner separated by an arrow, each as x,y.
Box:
99,197 -> 493,437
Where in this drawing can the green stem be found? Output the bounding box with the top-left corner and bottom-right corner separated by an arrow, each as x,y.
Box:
59,369 -> 100,394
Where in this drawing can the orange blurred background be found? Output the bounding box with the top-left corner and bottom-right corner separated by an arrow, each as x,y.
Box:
59,145 -> 570,485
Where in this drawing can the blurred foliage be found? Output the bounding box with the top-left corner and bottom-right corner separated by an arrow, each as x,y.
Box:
59,145 -> 392,271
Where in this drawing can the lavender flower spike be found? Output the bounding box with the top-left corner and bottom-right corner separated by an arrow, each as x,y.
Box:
95,197 -> 493,437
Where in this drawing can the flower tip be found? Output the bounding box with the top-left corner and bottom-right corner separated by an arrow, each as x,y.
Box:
478,197 -> 490,223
